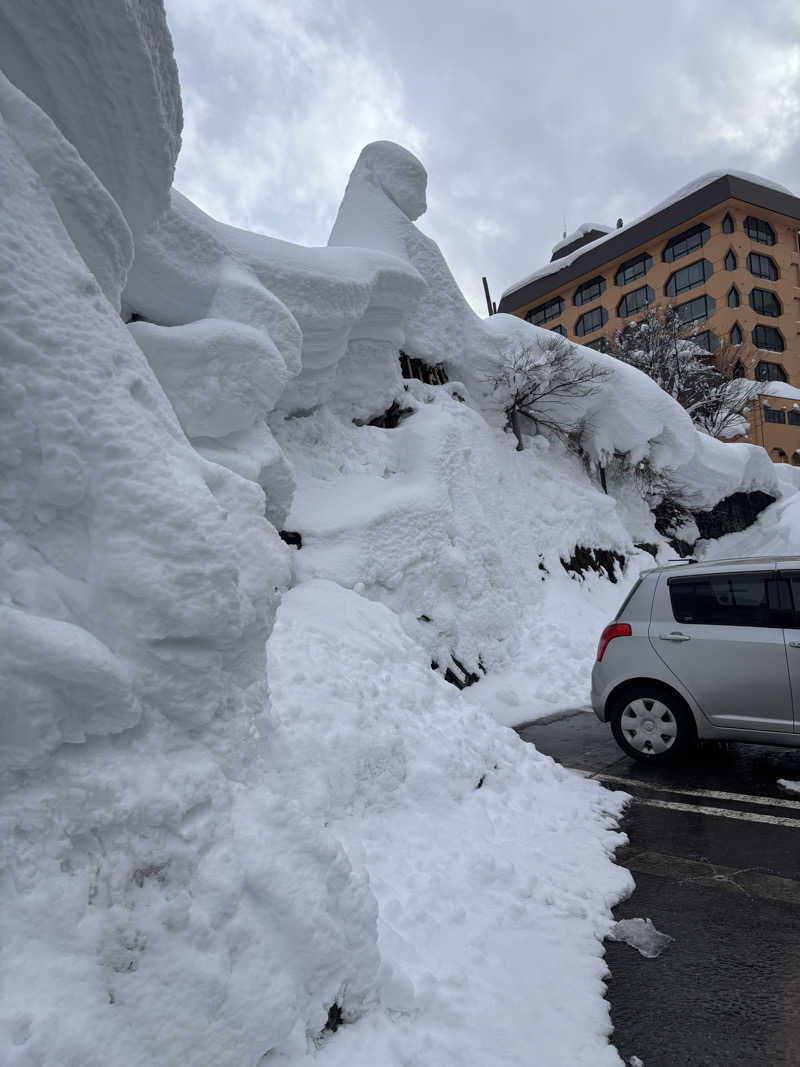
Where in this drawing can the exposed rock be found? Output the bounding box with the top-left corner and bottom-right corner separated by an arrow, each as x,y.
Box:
561,546 -> 626,583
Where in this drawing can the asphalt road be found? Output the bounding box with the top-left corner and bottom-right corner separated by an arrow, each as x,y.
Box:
516,710 -> 800,1067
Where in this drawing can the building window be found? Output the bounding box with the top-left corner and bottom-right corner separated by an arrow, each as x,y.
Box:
755,361 -> 786,381
788,411 -> 800,426
727,285 -> 740,308
664,258 -> 713,297
675,293 -> 715,324
744,216 -> 776,245
749,288 -> 782,317
732,358 -> 745,376
693,330 -> 719,353
772,449 -> 789,462
722,213 -> 735,234
724,249 -> 737,271
730,324 -> 743,346
617,285 -> 655,318
573,276 -> 606,306
551,324 -> 568,337
615,252 -> 652,286
583,337 -> 610,353
747,252 -> 778,280
575,306 -> 608,337
765,408 -> 786,424
753,328 -> 785,354
756,360 -> 786,380
525,295 -> 565,326
662,223 -> 711,263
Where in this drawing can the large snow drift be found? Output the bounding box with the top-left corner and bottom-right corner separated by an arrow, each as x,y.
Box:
329,142 -> 778,511
0,8 -> 789,1066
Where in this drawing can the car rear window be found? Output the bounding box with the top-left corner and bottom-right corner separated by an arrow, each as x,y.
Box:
668,573 -> 784,628
614,578 -> 643,620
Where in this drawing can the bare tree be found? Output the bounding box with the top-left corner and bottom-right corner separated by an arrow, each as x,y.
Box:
612,306 -> 758,439
689,340 -> 761,440
487,334 -> 610,451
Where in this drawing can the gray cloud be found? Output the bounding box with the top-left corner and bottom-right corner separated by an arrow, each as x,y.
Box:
167,0 -> 800,314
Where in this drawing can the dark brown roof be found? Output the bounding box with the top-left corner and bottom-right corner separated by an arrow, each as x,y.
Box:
550,228 -> 610,262
499,174 -> 800,315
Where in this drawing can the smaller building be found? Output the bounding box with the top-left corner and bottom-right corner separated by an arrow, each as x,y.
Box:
499,172 -> 800,465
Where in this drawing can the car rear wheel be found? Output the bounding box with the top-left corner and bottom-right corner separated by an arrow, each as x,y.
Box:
609,686 -> 696,764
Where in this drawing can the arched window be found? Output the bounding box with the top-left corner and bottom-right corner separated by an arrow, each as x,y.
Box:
664,258 -> 713,297
732,358 -> 745,377
662,223 -> 711,262
617,285 -> 654,318
753,328 -> 785,354
730,324 -> 743,346
747,252 -> 778,280
792,454 -> 800,467
724,249 -> 737,271
722,213 -> 735,234
573,276 -> 606,306
755,360 -> 786,381
745,216 -> 776,245
749,288 -> 782,317
727,285 -> 740,308
772,448 -> 788,462
575,306 -> 608,337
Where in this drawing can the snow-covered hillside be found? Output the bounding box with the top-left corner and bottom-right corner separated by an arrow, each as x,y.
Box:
0,4 -> 790,1065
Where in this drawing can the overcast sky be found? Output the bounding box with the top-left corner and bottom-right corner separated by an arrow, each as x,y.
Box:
166,0 -> 800,315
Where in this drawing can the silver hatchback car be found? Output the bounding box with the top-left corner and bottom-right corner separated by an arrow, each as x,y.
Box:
591,556 -> 800,763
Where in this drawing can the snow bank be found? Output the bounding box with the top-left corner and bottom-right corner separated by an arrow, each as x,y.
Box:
0,0 -> 182,241
0,37 -> 371,1065
267,581 -> 631,1065
127,188 -> 425,421
329,142 -> 779,512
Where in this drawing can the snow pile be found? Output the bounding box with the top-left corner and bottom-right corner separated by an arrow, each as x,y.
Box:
267,581 -> 631,1064
0,8 -> 791,1063
0,8 -> 378,1063
275,383 -> 639,722
329,142 -> 779,513
0,0 -> 182,242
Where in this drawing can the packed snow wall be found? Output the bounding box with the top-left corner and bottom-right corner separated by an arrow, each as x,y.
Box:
0,6 -> 788,1065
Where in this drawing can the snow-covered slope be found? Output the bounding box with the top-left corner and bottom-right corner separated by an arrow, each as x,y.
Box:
0,8 -> 792,1066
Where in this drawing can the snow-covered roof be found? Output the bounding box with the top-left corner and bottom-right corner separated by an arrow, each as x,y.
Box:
550,223 -> 612,258
759,381 -> 800,403
502,170 -> 796,301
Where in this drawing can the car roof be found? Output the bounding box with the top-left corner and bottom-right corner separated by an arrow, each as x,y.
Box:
642,555 -> 800,578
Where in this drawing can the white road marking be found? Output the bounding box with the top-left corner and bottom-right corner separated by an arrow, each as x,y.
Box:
582,770 -> 800,812
634,797 -> 800,829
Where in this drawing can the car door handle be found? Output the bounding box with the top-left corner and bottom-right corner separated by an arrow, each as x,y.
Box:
659,632 -> 691,642
789,641 -> 800,648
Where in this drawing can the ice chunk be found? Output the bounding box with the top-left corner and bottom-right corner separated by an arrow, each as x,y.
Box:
608,917 -> 674,958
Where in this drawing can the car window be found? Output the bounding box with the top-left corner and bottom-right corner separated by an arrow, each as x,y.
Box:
786,574 -> 800,622
614,578 -> 643,620
668,573 -> 781,627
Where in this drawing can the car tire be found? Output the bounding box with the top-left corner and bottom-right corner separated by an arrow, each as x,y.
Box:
609,685 -> 697,764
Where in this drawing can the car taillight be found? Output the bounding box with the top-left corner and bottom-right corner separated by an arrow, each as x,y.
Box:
596,622 -> 631,662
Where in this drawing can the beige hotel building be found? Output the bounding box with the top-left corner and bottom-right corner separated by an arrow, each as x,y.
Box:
498,173 -> 800,464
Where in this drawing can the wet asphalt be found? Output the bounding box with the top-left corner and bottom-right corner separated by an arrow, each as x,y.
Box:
516,710 -> 800,1067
